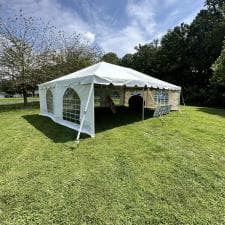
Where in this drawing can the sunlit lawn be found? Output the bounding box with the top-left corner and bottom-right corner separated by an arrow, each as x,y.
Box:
0,97 -> 39,104
0,105 -> 225,224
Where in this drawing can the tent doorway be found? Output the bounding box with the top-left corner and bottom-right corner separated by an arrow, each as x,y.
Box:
128,94 -> 144,112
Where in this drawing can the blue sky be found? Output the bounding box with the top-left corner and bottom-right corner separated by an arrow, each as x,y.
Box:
1,0 -> 205,56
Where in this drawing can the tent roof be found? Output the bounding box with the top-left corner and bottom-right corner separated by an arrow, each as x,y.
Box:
40,62 -> 181,91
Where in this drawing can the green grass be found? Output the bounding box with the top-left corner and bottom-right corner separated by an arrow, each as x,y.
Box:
0,106 -> 225,224
0,97 -> 39,105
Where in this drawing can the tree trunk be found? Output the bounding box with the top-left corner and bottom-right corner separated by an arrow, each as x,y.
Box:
23,88 -> 28,106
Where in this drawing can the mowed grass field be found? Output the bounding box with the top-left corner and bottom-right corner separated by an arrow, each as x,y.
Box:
0,105 -> 225,225
0,97 -> 39,105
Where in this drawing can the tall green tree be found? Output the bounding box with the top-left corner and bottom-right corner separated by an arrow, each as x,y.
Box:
131,41 -> 161,77
212,43 -> 225,86
187,9 -> 225,84
120,54 -> 134,68
101,52 -> 120,65
159,23 -> 190,85
205,0 -> 225,12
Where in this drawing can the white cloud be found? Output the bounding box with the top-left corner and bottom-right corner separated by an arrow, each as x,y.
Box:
100,25 -> 145,55
126,0 -> 156,34
96,0 -> 157,56
1,0 -> 94,39
84,32 -> 96,43
0,0 -> 205,57
164,0 -> 178,6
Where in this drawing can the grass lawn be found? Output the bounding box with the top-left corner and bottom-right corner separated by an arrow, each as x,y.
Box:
0,97 -> 39,105
0,105 -> 225,224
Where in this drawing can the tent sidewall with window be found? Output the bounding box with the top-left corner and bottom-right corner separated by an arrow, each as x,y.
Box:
39,81 -> 95,137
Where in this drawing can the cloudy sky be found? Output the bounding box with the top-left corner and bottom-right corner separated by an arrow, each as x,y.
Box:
1,0 -> 205,56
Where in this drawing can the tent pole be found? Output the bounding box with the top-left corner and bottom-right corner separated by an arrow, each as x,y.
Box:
146,87 -> 149,109
142,87 -> 145,121
76,82 -> 94,143
123,86 -> 126,106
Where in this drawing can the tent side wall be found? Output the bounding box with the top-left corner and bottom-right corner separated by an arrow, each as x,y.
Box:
39,86 -> 47,114
168,90 -> 181,111
123,88 -> 180,110
124,88 -> 155,108
39,82 -> 95,137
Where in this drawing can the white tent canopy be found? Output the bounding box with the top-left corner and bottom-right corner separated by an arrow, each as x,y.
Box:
43,62 -> 181,90
39,62 -> 181,140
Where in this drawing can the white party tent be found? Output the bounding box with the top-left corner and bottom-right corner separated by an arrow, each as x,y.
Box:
39,62 -> 181,141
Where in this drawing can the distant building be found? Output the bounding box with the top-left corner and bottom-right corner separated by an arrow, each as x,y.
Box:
0,92 -> 6,98
13,93 -> 23,98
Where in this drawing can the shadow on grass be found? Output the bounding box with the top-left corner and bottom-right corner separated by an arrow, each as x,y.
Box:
95,107 -> 154,133
23,114 -> 81,143
197,107 -> 225,118
23,107 -> 154,143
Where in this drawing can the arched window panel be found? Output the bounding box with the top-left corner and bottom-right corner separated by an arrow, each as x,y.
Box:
63,88 -> 81,124
46,89 -> 54,113
154,90 -> 169,106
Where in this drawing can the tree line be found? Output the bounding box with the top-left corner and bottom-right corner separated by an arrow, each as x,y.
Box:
103,0 -> 225,107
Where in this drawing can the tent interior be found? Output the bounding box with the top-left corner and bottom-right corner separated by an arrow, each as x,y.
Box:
94,83 -> 179,126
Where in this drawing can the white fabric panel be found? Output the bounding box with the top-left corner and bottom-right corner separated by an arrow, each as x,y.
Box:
53,84 -> 62,119
39,82 -> 95,137
169,90 -> 181,111
39,87 -> 46,114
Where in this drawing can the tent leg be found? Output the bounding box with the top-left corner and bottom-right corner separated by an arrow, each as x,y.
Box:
123,86 -> 126,106
76,82 -> 94,143
181,90 -> 185,106
142,87 -> 145,121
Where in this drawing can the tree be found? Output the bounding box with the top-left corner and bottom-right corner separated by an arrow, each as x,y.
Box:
158,7 -> 225,105
211,43 -> 225,86
0,11 -> 56,105
187,9 -> 225,82
57,33 -> 102,75
159,23 -> 190,85
132,42 -> 161,77
205,0 -> 225,12
35,33 -> 102,83
0,79 -> 15,96
0,12 -> 103,105
185,8 -> 225,104
120,54 -> 134,68
101,52 -> 120,65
